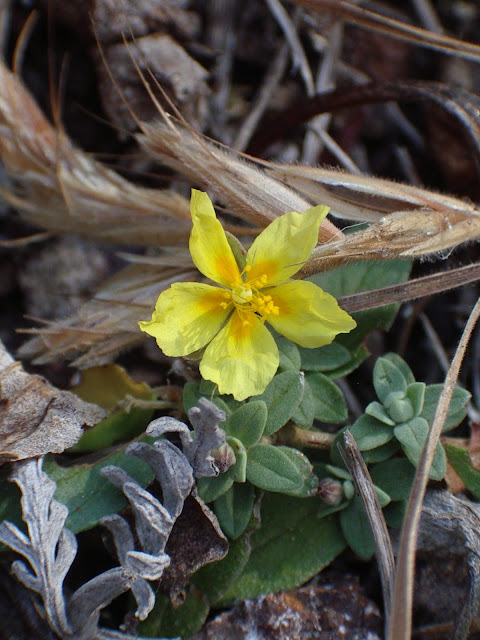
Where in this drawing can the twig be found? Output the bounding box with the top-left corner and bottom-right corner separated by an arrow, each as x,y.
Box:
339,430 -> 395,631
233,42 -> 289,152
302,21 -> 343,164
388,296 -> 480,640
264,0 -> 314,96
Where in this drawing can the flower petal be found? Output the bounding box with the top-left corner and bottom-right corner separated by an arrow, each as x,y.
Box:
267,281 -> 356,348
200,311 -> 279,401
139,282 -> 230,356
245,205 -> 329,286
189,189 -> 241,287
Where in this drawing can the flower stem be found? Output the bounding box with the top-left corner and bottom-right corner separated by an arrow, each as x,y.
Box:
275,424 -> 335,449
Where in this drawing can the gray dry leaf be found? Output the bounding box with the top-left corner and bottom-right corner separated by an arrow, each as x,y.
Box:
0,340 -> 106,461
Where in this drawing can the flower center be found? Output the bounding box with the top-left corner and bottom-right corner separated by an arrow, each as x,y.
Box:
232,284 -> 253,305
219,271 -> 280,325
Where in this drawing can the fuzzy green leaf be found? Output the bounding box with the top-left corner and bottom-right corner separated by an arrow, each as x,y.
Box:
44,444 -> 153,533
370,458 -> 416,501
224,401 -> 267,447
277,337 -> 301,372
406,382 -> 426,417
374,357 -> 408,404
215,482 -> 256,539
349,414 -> 395,451
253,371 -> 304,436
246,445 -> 317,496
382,353 -> 415,384
291,380 -> 315,429
340,495 -> 375,560
394,417 -> 446,481
298,342 -> 351,372
220,493 -> 346,602
307,373 -> 348,423
420,384 -> 470,432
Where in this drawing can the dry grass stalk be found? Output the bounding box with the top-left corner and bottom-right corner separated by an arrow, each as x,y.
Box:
0,60 -> 194,247
136,119 -> 342,244
17,261 -> 197,367
290,0 -> 480,63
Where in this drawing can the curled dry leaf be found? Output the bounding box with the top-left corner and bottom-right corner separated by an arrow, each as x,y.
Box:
0,340 -> 106,461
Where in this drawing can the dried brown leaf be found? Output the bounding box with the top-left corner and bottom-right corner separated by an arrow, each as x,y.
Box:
0,341 -> 106,462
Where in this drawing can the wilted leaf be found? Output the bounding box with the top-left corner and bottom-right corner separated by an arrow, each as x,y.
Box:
0,341 -> 106,462
71,364 -> 155,452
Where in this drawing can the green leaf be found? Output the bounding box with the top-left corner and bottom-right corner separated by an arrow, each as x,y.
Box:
349,414 -> 394,451
324,464 -> 352,481
277,337 -> 301,372
374,486 -> 391,507
394,417 -> 446,481
373,357 -> 407,404
226,437 -> 248,483
193,530 -> 254,604
383,500 -> 407,528
444,443 -> 480,500
307,373 -> 348,423
196,471 -> 235,504
138,588 -> 209,639
253,371 -> 304,436
71,364 -> 155,452
219,493 -> 346,602
387,396 -> 415,424
365,401 -> 395,426
246,445 -> 317,496
382,353 -> 415,384
224,401 -> 267,447
406,382 -> 426,417
308,259 -> 411,354
44,444 -> 153,533
420,384 -> 470,432
361,439 -> 400,463
215,483 -> 256,539
370,458 -> 416,501
329,427 -> 348,468
298,342 -> 351,372
291,380 -> 315,429
323,345 -> 370,380
339,495 -> 375,560
343,479 -> 355,500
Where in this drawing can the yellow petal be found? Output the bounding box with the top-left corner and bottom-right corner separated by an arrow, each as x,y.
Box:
189,189 -> 241,287
267,281 -> 356,348
245,205 -> 329,287
139,282 -> 230,356
200,311 -> 279,401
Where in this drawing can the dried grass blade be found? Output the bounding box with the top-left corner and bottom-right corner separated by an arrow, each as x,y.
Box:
0,61 -> 193,246
336,262 -> 480,313
388,296 -> 480,640
136,119 -> 342,243
17,262 -> 197,367
290,0 -> 480,62
302,208 -> 480,273
268,163 -> 478,223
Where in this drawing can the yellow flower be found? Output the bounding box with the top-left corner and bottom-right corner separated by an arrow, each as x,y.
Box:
139,190 -> 356,401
